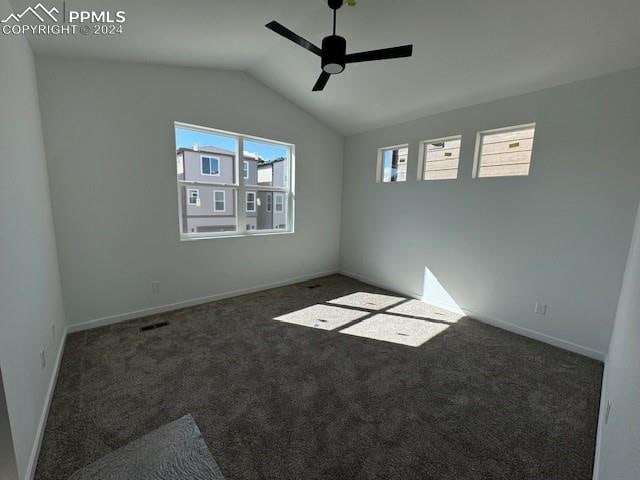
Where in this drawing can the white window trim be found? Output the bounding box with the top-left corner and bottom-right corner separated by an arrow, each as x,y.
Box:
376,143 -> 409,184
213,190 -> 225,212
274,193 -> 284,213
187,188 -> 200,206
473,122 -> 536,178
417,134 -> 462,181
246,191 -> 256,213
243,160 -> 249,179
201,155 -> 221,176
175,121 -> 295,241
266,192 -> 272,212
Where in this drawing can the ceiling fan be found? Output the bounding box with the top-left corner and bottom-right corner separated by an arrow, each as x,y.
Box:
266,0 -> 413,92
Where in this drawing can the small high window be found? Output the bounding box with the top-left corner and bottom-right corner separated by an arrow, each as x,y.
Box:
243,161 -> 249,179
275,193 -> 284,213
475,124 -> 536,178
267,193 -> 272,212
377,145 -> 408,183
201,156 -> 220,176
420,136 -> 461,180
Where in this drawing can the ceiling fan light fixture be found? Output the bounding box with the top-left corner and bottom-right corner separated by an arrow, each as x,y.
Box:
321,35 -> 346,74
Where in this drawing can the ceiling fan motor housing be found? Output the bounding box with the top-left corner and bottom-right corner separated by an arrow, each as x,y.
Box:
322,35 -> 346,74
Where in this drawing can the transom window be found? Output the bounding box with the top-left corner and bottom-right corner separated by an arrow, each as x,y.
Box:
475,124 -> 536,178
377,145 -> 408,183
201,156 -> 220,176
175,122 -> 294,239
420,136 -> 461,180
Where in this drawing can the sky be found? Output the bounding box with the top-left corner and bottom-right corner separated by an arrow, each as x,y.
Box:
175,127 -> 288,162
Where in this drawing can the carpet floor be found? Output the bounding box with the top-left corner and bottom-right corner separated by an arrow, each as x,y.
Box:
35,274 -> 603,480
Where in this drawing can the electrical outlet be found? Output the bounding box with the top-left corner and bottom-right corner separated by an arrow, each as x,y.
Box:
152,281 -> 160,293
605,401 -> 612,424
40,349 -> 46,370
534,302 -> 548,315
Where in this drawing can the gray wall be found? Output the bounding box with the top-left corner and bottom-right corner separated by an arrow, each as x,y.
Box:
0,1 -> 67,477
340,67 -> 640,358
35,56 -> 344,327
0,370 -> 18,480
594,200 -> 640,480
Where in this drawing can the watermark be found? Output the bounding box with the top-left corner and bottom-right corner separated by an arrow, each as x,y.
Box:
1,2 -> 126,36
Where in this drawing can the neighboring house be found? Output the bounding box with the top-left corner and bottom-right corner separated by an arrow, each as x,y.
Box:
177,146 -> 287,233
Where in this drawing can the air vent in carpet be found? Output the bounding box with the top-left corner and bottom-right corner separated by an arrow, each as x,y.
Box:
306,284 -> 323,289
139,321 -> 169,332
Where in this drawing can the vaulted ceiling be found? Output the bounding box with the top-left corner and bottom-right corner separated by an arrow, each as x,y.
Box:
12,0 -> 640,135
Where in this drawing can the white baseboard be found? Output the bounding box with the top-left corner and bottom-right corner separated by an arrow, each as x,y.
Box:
67,270 -> 339,333
340,269 -> 605,361
24,326 -> 68,480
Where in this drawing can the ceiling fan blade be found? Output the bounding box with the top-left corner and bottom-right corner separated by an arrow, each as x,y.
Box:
312,71 -> 331,91
345,44 -> 413,64
265,21 -> 322,56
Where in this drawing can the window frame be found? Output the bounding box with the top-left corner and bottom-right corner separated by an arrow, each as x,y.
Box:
213,190 -> 226,212
243,160 -> 249,179
417,135 -> 462,181
200,155 -> 221,176
246,191 -> 256,213
376,144 -> 409,184
175,121 -> 295,241
187,188 -> 200,206
473,123 -> 536,178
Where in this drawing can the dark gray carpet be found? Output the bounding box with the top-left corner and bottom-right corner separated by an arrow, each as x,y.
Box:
68,415 -> 225,480
35,274 -> 603,480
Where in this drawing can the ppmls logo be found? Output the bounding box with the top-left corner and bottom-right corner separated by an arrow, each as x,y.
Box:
1,3 -> 59,23
2,2 -> 126,36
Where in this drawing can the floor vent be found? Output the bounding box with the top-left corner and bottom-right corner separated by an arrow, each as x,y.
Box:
139,321 -> 169,333
306,284 -> 322,289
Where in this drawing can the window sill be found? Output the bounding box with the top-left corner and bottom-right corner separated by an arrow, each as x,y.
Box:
179,229 -> 295,242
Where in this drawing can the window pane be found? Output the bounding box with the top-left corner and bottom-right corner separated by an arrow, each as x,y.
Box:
380,146 -> 408,183
244,139 -> 289,188
176,125 -> 238,233
246,192 -> 256,212
423,137 -> 461,180
477,125 -> 535,178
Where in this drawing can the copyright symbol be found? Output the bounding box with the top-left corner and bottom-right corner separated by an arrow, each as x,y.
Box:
80,25 -> 90,35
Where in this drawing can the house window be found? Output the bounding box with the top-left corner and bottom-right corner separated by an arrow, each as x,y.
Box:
377,145 -> 408,183
420,136 -> 461,180
246,191 -> 256,212
175,122 -> 294,239
187,189 -> 200,206
213,190 -> 225,212
201,156 -> 220,176
275,193 -> 284,212
475,124 -> 536,178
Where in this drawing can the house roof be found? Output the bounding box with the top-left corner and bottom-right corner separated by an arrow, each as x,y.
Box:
177,146 -> 285,165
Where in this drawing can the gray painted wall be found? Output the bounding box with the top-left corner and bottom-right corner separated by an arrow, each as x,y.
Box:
340,67 -> 640,358
594,200 -> 640,480
0,370 -> 18,480
0,1 -> 67,477
35,56 -> 343,327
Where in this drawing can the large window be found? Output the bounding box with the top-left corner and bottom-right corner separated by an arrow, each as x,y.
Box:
175,122 -> 294,239
377,145 -> 408,183
474,124 -> 536,178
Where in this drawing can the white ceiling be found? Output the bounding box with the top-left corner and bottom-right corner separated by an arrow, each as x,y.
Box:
12,0 -> 640,135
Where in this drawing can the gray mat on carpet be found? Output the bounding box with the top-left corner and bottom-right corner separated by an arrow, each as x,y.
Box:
68,415 -> 225,480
